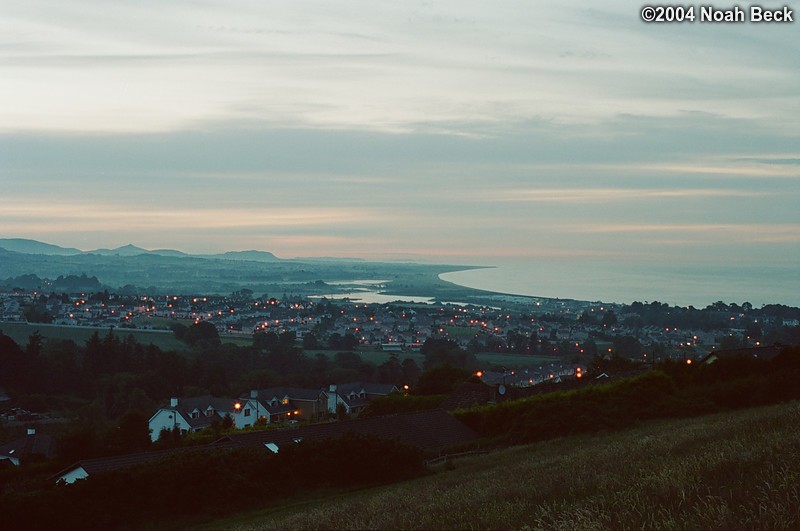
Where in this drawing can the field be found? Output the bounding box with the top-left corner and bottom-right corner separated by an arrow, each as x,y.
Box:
0,322 -> 560,369
210,401 -> 800,530
308,348 -> 560,370
0,322 -> 187,351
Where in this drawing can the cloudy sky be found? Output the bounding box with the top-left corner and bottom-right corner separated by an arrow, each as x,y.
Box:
1,1 -> 798,302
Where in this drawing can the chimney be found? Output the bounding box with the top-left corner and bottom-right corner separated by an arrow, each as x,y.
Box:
170,397 -> 178,408
250,389 -> 258,399
27,428 -> 36,436
327,385 -> 338,414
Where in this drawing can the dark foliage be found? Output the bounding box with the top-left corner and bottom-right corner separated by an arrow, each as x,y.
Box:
0,434 -> 426,530
414,365 -> 473,395
420,338 -> 477,370
457,346 -> 800,445
359,393 -> 445,417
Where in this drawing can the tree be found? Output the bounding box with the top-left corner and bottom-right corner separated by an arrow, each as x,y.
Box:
377,355 -> 403,385
414,365 -> 472,395
420,338 -> 477,370
254,331 -> 280,351
302,332 -> 320,350
401,358 -> 422,386
613,335 -> 644,359
107,410 -> 151,454
185,321 -> 221,347
601,310 -> 618,327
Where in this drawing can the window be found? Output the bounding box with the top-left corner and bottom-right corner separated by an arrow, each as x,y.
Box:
206,409 -> 215,417
282,397 -> 289,405
244,408 -> 251,417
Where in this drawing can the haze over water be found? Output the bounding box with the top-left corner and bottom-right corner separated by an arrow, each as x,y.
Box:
441,260 -> 800,308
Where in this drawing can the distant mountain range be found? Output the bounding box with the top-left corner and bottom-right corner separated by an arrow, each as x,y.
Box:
0,238 -> 279,262
0,238 -> 84,256
0,237 -> 472,297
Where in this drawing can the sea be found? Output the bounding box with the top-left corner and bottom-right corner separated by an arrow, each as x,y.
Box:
439,259 -> 800,308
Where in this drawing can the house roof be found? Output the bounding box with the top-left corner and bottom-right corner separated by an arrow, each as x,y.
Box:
329,382 -> 399,396
152,395 -> 238,430
51,447 -> 189,482
250,387 -> 323,403
701,345 -> 784,364
0,430 -> 57,461
213,409 -> 479,453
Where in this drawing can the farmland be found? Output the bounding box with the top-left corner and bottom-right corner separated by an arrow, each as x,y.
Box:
0,322 -> 187,352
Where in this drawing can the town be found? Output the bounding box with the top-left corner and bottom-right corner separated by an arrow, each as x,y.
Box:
2,283 -> 799,527
2,285 -> 793,365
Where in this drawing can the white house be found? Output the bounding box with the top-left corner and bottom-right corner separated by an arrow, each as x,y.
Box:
148,395 -> 238,442
234,387 -> 325,427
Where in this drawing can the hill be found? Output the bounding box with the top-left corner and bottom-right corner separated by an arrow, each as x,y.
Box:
213,400 -> 800,530
214,250 -> 279,262
0,238 -> 487,298
0,238 -> 82,255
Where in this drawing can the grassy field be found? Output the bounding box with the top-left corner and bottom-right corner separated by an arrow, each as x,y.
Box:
0,322 -> 187,351
209,401 -> 800,530
307,348 -> 560,370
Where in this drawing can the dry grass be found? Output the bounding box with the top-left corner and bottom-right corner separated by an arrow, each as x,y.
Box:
210,401 -> 800,530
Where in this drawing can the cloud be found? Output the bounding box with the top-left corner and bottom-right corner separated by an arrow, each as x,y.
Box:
3,1 -> 798,134
570,223 -> 800,243
0,201 -> 377,232
489,188 -> 771,204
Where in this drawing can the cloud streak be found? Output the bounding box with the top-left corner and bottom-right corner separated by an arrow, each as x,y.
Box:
489,188 -> 771,203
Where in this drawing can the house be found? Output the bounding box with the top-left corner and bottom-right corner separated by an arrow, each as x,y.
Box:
700,345 -> 784,365
53,448 -> 184,484
0,428 -> 56,466
214,409 -> 480,456
324,382 -> 399,417
148,396 -> 238,442
235,387 -> 326,427
53,410 -> 480,485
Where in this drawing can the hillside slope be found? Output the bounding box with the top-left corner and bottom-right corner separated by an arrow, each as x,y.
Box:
216,401 -> 800,530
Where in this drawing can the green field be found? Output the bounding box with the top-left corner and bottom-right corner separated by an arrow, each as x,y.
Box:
307,348 -> 560,370
0,322 -> 187,351
0,323 -> 562,368
209,400 -> 800,530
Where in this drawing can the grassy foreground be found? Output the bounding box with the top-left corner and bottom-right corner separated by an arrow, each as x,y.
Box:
211,401 -> 800,530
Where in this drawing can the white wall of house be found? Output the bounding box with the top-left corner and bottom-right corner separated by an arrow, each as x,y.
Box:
148,409 -> 189,442
233,399 -> 269,428
58,466 -> 89,485
0,455 -> 20,466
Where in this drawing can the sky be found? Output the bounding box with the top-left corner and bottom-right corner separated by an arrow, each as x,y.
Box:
1,1 -> 799,303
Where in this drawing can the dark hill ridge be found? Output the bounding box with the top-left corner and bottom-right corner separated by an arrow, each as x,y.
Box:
0,237 -> 483,298
0,238 -> 82,256
214,250 -> 279,262
88,244 -> 151,256
0,238 -> 275,261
